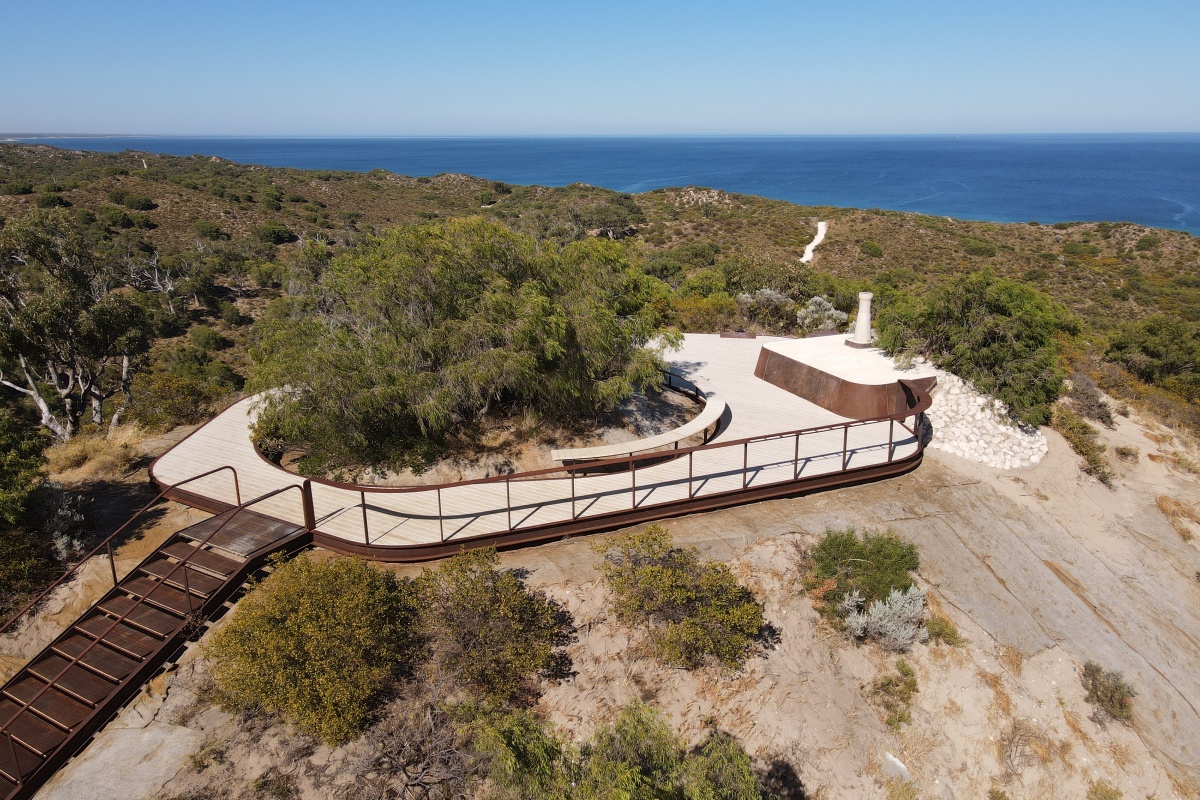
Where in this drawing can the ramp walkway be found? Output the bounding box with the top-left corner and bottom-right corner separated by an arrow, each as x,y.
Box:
150,334 -> 934,561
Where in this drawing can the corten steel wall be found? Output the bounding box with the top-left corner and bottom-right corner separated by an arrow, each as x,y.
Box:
753,347 -> 936,420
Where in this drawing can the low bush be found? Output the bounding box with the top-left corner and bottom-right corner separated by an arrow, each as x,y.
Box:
795,295 -> 848,333
597,525 -> 767,670
0,183 -> 33,195
35,193 -> 69,208
415,548 -> 573,706
1066,371 -> 1114,428
251,221 -> 296,245
189,325 -> 232,351
860,240 -> 884,257
207,554 -> 419,744
1134,234 -> 1161,251
475,701 -> 764,800
804,527 -> 919,615
191,219 -> 226,240
842,586 -> 928,652
963,238 -> 996,257
1081,661 -> 1135,723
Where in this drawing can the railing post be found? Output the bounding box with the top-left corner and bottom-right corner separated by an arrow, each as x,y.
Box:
742,441 -> 748,488
631,457 -> 637,509
437,487 -> 445,541
360,490 -> 369,544
842,426 -> 849,471
571,470 -> 576,519
301,480 -> 316,531
183,564 -> 194,613
688,451 -> 694,498
888,419 -> 895,462
506,476 -> 512,531
794,432 -> 800,479
106,540 -> 118,588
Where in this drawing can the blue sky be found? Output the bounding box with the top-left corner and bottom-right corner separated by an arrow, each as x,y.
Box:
3,0 -> 1198,135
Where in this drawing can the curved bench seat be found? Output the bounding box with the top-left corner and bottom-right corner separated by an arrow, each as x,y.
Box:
551,395 -> 727,463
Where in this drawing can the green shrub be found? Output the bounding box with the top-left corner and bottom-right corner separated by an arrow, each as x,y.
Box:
476,702 -> 763,800
127,372 -> 228,431
597,525 -> 766,670
251,221 -> 296,245
1134,234 -> 1161,251
207,554 -> 419,744
0,183 -> 33,196
189,325 -> 231,351
963,238 -> 996,257
218,300 -> 242,326
191,219 -> 226,240
876,269 -> 1074,426
804,527 -> 919,615
1081,661 -> 1135,723
35,193 -> 69,208
860,241 -> 884,257
416,548 -> 573,706
122,194 -> 156,211
1062,241 -> 1100,257
925,613 -> 964,646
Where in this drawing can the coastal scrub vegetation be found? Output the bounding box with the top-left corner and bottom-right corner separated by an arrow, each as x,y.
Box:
207,548 -> 574,744
1080,661 -> 1136,724
876,269 -> 1076,426
596,525 -> 768,670
249,218 -> 674,472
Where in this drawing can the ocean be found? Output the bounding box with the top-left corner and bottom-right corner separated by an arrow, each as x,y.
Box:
9,134 -> 1200,235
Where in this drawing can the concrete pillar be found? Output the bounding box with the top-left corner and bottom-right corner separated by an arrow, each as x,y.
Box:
847,292 -> 874,348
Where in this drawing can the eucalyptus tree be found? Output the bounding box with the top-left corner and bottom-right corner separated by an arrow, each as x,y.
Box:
250,217 -> 674,471
0,210 -> 152,440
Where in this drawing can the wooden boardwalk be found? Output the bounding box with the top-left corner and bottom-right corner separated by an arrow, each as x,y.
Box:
151,335 -> 931,557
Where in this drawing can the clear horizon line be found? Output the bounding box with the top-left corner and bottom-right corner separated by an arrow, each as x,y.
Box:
5,131 -> 1200,140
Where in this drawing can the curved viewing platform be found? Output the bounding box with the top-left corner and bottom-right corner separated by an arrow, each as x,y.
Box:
149,334 -> 934,561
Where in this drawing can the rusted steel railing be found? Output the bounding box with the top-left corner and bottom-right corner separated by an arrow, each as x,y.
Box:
0,466 -> 241,639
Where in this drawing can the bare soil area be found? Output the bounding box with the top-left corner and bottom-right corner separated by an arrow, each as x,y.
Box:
31,404 -> 1200,799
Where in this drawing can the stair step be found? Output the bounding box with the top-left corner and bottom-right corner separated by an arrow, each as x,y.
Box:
0,699 -> 69,757
140,557 -> 223,597
52,636 -> 140,682
3,676 -> 90,729
0,733 -> 42,784
160,541 -> 240,577
97,595 -> 185,638
26,656 -> 115,707
121,577 -> 201,616
74,616 -> 161,659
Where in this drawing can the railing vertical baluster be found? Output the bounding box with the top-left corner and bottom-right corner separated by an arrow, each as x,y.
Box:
571,470 -> 576,519
360,490 -> 369,544
631,457 -> 637,509
183,563 -> 193,613
301,480 -> 316,531
106,541 -> 118,587
842,426 -> 849,470
8,732 -> 20,787
742,441 -> 748,488
436,487 -> 444,541
506,476 -> 512,530
793,432 -> 800,479
688,451 -> 694,498
888,419 -> 894,462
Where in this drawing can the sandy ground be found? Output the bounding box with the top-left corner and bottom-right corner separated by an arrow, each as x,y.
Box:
32,405 -> 1200,799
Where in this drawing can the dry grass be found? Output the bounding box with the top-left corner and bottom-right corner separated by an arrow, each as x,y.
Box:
1061,704 -> 1093,747
45,428 -> 141,484
996,719 -> 1072,781
1155,495 -> 1200,542
979,670 -> 1013,717
1086,778 -> 1124,800
997,644 -> 1025,677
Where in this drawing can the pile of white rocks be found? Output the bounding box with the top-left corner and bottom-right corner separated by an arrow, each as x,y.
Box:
915,365 -> 1048,470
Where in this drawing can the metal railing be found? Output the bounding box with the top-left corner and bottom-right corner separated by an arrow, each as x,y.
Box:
0,481 -> 303,791
315,408 -> 928,546
0,466 -> 241,640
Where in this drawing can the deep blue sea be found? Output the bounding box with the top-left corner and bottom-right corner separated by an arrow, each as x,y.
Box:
9,134 -> 1200,235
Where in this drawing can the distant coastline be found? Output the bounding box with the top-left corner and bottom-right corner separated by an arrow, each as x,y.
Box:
6,134 -> 1199,234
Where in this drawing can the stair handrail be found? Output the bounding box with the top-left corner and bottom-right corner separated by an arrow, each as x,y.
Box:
0,481 -> 302,790
0,466 -> 240,639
